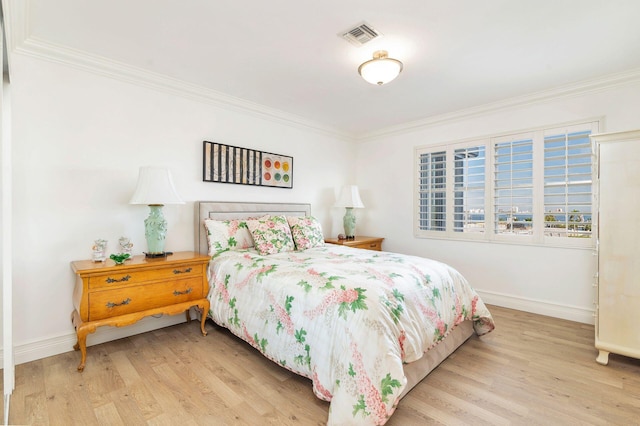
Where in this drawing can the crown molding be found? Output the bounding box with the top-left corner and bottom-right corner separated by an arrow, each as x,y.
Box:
2,0 -> 27,52
5,0 -> 640,143
1,0 -> 28,79
16,36 -> 354,141
3,0 -> 353,142
358,67 -> 640,141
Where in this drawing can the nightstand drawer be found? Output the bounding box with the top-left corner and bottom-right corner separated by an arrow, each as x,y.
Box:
352,241 -> 382,251
324,236 -> 384,251
88,265 -> 203,290
89,277 -> 204,321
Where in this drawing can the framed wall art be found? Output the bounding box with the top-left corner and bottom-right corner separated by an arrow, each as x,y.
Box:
203,141 -> 293,189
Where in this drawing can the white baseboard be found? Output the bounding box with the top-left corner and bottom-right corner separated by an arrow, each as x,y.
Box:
0,293 -> 594,367
1,313 -> 189,367
476,289 -> 595,325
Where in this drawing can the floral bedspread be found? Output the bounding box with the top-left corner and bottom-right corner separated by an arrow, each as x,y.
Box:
207,245 -> 494,425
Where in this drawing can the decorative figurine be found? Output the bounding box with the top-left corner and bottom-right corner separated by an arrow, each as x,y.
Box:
92,239 -> 108,262
118,236 -> 134,257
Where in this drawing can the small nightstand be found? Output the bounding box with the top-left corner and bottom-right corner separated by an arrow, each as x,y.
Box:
70,251 -> 210,371
324,236 -> 384,251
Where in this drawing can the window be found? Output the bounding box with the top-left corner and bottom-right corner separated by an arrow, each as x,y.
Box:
415,119 -> 599,247
454,146 -> 486,233
417,151 -> 446,231
493,135 -> 534,236
543,126 -> 593,239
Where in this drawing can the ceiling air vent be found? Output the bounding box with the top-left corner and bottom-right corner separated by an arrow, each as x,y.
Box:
340,22 -> 382,46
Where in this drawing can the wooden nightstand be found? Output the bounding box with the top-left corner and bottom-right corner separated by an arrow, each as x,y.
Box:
71,251 -> 210,371
324,236 -> 384,251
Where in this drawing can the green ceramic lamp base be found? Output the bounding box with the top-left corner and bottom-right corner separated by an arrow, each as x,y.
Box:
144,204 -> 168,255
343,207 -> 357,239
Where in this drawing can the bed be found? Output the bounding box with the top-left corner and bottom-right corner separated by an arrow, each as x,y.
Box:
195,201 -> 495,425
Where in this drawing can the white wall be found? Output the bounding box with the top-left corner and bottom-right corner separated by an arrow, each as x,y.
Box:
5,51 -> 640,365
355,81 -> 640,324
5,53 -> 353,364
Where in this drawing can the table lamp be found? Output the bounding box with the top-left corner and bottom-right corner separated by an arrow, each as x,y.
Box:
130,166 -> 185,257
335,185 -> 364,239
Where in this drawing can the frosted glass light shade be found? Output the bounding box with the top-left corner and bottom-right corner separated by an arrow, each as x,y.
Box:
358,50 -> 403,86
335,185 -> 365,208
129,167 -> 185,205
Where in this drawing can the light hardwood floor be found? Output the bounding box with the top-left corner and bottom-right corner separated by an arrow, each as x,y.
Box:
4,305 -> 640,425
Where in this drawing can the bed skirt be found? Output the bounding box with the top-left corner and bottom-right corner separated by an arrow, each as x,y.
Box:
400,320 -> 474,399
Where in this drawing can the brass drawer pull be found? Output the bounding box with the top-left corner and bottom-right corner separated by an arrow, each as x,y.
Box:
369,244 -> 376,247
105,275 -> 131,283
173,268 -> 192,274
106,298 -> 131,308
173,288 -> 193,296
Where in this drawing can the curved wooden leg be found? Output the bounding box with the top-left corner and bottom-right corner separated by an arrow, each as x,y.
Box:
71,310 -> 82,352
73,320 -> 97,372
75,327 -> 89,372
200,300 -> 210,336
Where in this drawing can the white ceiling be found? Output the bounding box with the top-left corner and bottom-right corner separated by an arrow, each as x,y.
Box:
15,0 -> 640,138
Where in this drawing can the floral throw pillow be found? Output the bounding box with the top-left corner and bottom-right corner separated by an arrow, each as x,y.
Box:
204,218 -> 254,256
247,215 -> 295,255
287,216 -> 325,250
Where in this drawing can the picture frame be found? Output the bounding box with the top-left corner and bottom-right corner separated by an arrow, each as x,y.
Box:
202,141 -> 293,189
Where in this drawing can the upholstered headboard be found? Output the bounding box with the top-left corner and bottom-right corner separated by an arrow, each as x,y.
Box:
194,201 -> 311,255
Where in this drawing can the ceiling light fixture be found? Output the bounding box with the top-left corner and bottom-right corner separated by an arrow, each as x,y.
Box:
358,50 -> 403,86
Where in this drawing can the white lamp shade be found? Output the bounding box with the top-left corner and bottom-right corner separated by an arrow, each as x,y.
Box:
358,50 -> 403,86
335,185 -> 365,208
129,166 -> 185,205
